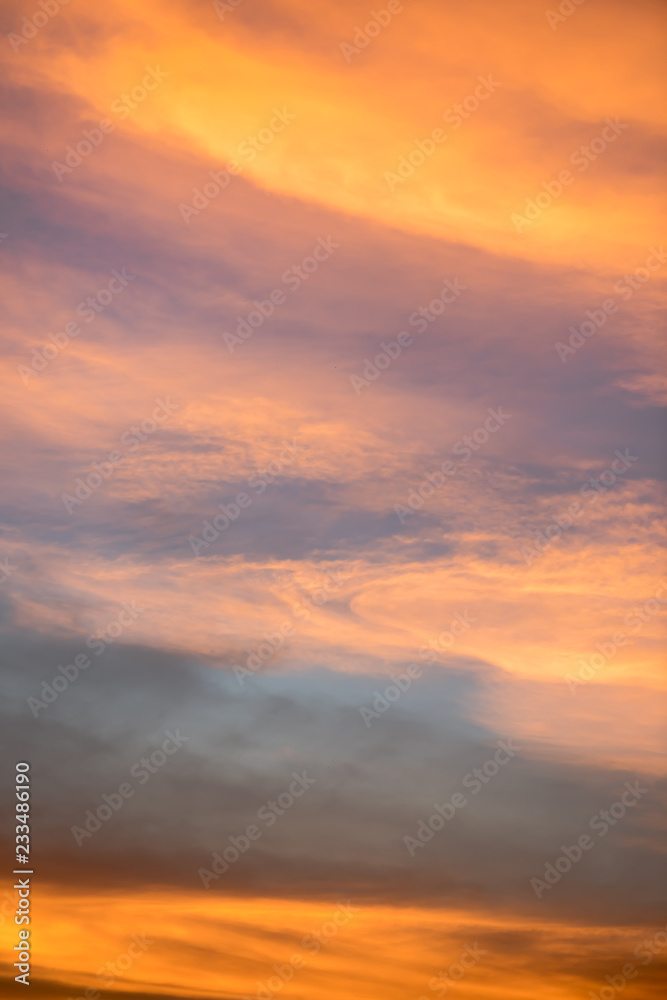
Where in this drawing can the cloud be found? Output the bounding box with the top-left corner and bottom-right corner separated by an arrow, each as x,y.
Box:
2,630 -> 664,930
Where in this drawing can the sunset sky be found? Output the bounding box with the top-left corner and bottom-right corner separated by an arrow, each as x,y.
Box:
1,0 -> 666,997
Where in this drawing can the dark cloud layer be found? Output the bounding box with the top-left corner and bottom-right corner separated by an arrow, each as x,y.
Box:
1,632 -> 664,928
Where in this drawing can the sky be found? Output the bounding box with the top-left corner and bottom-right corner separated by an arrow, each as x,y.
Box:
0,0 -> 666,997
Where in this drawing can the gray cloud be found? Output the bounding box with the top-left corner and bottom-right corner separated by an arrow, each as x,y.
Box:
1,631 -> 664,928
